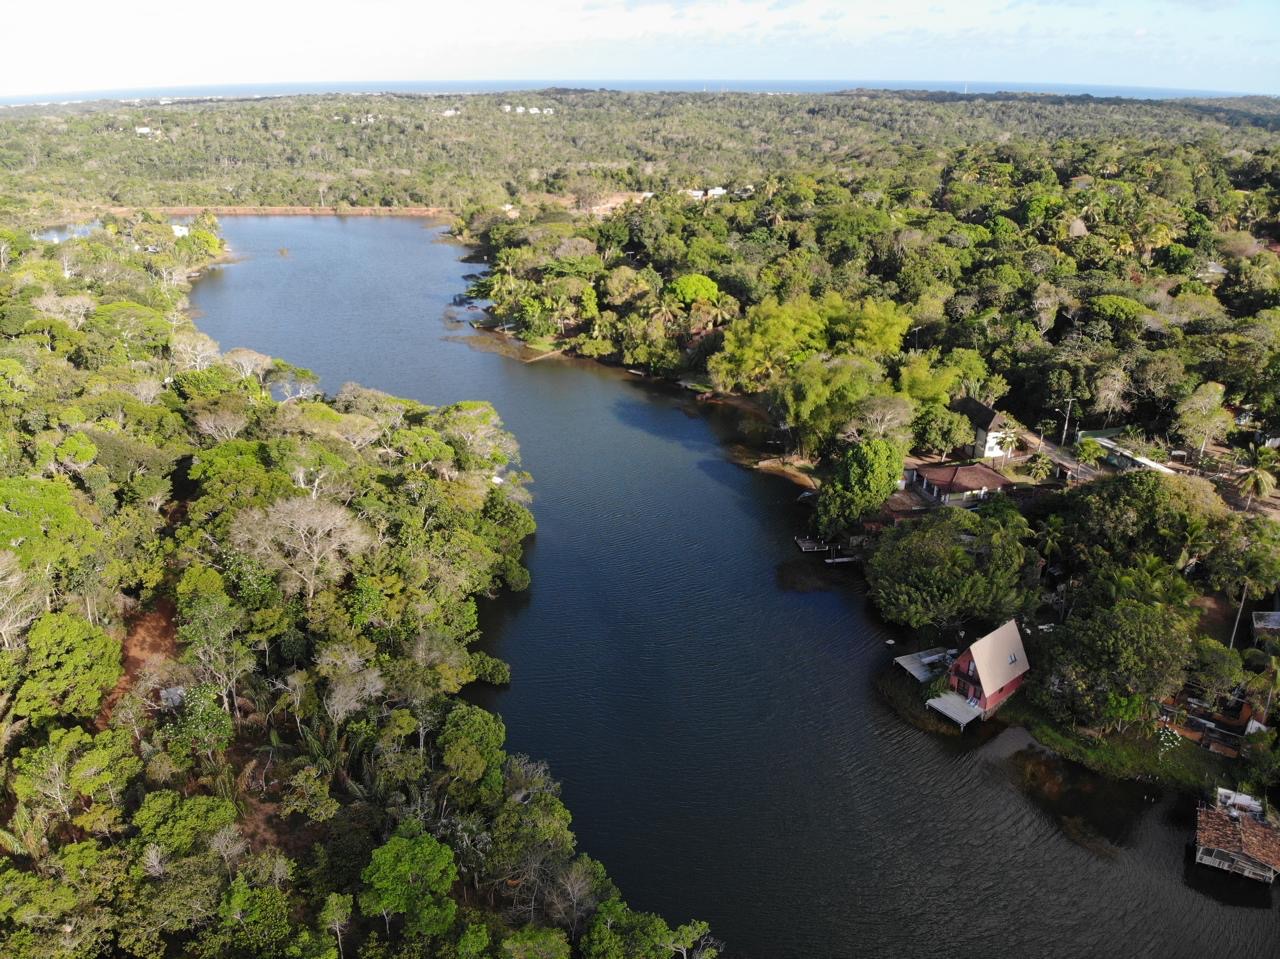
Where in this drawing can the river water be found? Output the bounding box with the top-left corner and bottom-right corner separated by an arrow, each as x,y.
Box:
189,216 -> 1279,959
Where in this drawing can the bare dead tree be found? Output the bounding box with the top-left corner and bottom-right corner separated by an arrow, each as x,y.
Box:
169,330 -> 221,371
194,408 -> 249,442
231,498 -> 372,606
0,552 -> 46,651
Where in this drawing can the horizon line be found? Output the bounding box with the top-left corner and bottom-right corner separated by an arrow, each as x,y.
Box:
2,77 -> 1275,107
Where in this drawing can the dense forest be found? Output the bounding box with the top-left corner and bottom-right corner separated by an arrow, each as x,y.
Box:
0,89 -> 1279,212
4,88 -> 1280,955
0,213 -> 717,956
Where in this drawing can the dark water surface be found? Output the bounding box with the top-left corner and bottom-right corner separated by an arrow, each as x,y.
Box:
190,216 -> 1278,959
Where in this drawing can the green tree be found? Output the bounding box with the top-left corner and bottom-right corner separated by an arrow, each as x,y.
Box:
1175,381 -> 1233,457
911,405 -> 974,456
1189,637 -> 1243,702
865,507 -> 1029,630
708,297 -> 826,392
5,612 -> 121,744
359,831 -> 458,939
1027,453 -> 1055,482
438,704 -> 507,808
320,892 -> 353,959
667,274 -> 719,308
813,439 -> 905,539
1073,437 -> 1106,468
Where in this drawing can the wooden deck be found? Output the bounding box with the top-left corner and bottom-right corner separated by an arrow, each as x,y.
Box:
926,691 -> 983,728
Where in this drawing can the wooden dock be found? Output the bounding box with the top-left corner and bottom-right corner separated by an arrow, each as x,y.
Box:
794,536 -> 830,553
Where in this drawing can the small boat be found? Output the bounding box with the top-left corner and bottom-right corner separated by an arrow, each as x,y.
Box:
626,368 -> 646,377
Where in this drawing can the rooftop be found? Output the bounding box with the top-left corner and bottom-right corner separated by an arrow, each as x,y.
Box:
965,620 -> 1030,692
894,647 -> 948,683
1196,806 -> 1280,872
951,396 -> 1007,433
1253,611 -> 1280,635
915,462 -> 1014,495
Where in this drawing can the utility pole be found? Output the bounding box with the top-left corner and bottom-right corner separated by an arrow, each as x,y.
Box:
1058,397 -> 1074,448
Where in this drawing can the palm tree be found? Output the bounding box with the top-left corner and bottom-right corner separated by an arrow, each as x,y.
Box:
1238,467 -> 1276,510
1097,554 -> 1195,610
0,801 -> 52,868
1237,444 -> 1278,509
1035,419 -> 1056,451
1027,453 -> 1055,483
998,430 -> 1019,467
1168,516 -> 1213,572
1035,514 -> 1067,563
647,294 -> 683,337
1074,437 -> 1105,469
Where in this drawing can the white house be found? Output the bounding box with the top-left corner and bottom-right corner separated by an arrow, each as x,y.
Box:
171,224 -> 190,238
528,107 -> 541,115
952,397 -> 1014,460
706,187 -> 728,198
501,104 -> 512,112
134,126 -> 152,135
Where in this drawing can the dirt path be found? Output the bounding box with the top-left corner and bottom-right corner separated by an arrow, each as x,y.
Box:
95,598 -> 178,730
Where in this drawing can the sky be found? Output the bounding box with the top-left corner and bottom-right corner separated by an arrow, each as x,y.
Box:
2,0 -> 1277,99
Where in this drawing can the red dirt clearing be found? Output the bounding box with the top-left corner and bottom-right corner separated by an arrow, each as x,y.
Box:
95,598 -> 178,730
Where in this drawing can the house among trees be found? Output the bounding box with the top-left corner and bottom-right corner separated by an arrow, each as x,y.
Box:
1195,789 -> 1280,883
907,463 -> 1013,506
926,620 -> 1029,728
952,397 -> 1013,459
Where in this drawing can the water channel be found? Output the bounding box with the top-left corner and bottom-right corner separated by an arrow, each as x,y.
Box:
189,215 -> 1279,959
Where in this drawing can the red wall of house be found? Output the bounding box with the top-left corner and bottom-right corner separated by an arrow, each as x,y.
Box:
981,672 -> 1025,712
948,651 -> 976,696
948,651 -> 1025,714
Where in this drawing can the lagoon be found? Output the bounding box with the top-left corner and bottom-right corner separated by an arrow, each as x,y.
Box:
190,215 -> 1279,959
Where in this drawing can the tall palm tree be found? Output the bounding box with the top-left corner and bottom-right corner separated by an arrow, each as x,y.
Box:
1168,516 -> 1213,572
1036,514 -> 1067,563
1237,444 -> 1278,509
1027,453 -> 1055,483
1074,437 -> 1106,468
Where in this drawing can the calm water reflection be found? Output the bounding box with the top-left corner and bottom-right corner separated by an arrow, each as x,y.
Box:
190,216 -> 1277,959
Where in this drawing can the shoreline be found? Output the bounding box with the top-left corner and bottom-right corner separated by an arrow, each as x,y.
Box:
108,204 -> 454,218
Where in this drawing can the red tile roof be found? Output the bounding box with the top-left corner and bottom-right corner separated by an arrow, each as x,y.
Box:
916,463 -> 1013,495
1196,806 -> 1280,871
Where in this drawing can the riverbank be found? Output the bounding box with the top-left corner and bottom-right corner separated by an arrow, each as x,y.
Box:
874,657 -> 1233,791
108,204 -> 454,218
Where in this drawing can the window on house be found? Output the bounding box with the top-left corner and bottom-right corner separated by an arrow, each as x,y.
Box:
1008,653 -> 1018,664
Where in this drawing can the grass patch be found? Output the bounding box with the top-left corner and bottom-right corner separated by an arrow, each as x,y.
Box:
519,335 -> 560,353
999,698 -> 1232,790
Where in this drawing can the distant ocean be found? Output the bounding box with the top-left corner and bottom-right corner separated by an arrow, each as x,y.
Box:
0,79 -> 1264,107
